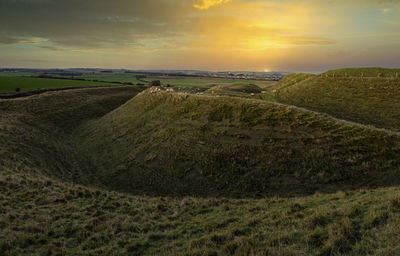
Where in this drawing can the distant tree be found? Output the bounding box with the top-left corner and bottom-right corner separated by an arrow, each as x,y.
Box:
15,88 -> 21,92
149,80 -> 161,87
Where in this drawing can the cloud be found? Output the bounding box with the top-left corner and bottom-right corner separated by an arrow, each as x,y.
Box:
0,0 -> 191,48
193,0 -> 230,10
0,0 -> 399,71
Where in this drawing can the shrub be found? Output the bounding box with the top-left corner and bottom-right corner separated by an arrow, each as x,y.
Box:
149,80 -> 161,87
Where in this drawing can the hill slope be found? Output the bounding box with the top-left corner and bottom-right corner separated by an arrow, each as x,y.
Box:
272,68 -> 400,131
1,85 -> 400,255
2,167 -> 400,255
0,86 -> 144,181
74,89 -> 400,197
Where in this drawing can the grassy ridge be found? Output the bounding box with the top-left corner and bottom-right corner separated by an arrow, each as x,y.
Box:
323,68 -> 400,78
0,76 -> 115,93
272,68 -> 400,131
75,89 -> 400,197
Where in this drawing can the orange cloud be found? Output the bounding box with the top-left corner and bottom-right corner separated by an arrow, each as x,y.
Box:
193,0 -> 230,10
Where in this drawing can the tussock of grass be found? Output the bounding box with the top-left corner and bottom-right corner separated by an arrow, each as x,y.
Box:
1,171 -> 399,255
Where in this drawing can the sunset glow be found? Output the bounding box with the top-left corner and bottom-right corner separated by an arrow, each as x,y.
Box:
0,0 -> 399,72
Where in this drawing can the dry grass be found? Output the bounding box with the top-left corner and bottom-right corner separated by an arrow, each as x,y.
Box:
1,75 -> 400,255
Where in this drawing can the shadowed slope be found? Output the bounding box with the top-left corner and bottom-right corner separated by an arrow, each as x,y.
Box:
0,86 -> 144,181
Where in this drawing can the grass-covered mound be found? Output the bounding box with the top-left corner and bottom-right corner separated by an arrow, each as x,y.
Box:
75,89 -> 400,197
207,83 -> 262,95
272,68 -> 400,131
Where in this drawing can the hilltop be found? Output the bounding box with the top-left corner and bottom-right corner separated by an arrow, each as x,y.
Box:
270,68 -> 400,131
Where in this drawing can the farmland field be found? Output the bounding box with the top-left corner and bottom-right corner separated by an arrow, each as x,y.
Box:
63,73 -> 277,89
0,77 -> 115,93
78,73 -> 146,84
0,71 -> 278,92
0,71 -> 37,77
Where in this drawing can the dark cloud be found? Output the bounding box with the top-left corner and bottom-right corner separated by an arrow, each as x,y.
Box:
0,0 -> 192,48
0,35 -> 23,44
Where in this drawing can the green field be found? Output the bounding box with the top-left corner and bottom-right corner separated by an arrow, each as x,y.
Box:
78,73 -> 146,84
72,74 -> 276,89
0,71 -> 277,91
1,68 -> 400,255
0,71 -> 37,77
0,76 -> 115,93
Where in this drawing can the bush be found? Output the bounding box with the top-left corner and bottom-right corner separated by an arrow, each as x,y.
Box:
149,80 -> 161,87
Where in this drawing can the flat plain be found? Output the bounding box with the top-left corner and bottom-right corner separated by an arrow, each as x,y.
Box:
0,76 -> 114,93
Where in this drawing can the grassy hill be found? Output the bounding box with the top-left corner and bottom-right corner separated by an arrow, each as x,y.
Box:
1,81 -> 400,255
72,89 -> 400,198
271,68 -> 400,131
0,76 -> 116,93
206,83 -> 262,97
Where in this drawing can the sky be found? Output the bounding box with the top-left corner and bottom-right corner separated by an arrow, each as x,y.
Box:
0,0 -> 399,72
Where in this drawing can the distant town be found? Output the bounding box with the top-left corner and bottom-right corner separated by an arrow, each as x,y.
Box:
0,68 -> 289,81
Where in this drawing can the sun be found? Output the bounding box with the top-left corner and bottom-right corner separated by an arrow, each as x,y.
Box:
264,68 -> 269,72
